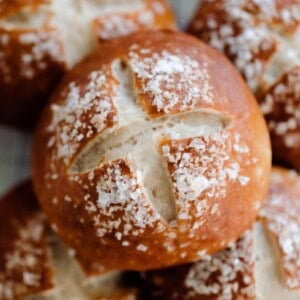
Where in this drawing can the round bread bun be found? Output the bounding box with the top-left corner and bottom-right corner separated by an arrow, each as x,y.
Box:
0,180 -> 140,300
32,30 -> 271,273
188,0 -> 300,171
142,167 -> 300,300
0,0 -> 176,129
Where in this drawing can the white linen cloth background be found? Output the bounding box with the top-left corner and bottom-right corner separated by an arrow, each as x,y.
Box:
0,0 -> 200,195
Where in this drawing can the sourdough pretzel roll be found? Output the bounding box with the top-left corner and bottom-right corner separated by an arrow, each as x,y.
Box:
0,0 -> 175,129
188,0 -> 300,171
142,167 -> 300,300
32,30 -> 271,273
0,181 -> 140,300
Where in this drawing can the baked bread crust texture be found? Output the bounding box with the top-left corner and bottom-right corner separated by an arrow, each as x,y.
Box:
32,30 -> 271,273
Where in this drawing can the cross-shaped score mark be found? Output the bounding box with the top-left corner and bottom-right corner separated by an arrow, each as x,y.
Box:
71,59 -> 228,223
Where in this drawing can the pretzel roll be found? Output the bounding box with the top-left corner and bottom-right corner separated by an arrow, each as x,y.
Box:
188,0 -> 300,171
142,167 -> 300,300
32,30 -> 271,273
0,181 -> 140,300
0,0 -> 176,129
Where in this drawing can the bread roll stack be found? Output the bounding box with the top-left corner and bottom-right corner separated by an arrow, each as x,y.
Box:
188,0 -> 300,171
0,0 -> 175,129
1,2 -> 283,298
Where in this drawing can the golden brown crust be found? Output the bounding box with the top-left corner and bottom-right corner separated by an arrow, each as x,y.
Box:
0,181 -> 53,300
0,0 -> 176,129
0,25 -> 66,129
260,68 -> 300,170
188,0 -> 300,172
32,30 -> 271,273
0,1 -> 66,129
188,0 -> 278,92
0,0 -> 50,18
144,0 -> 176,32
